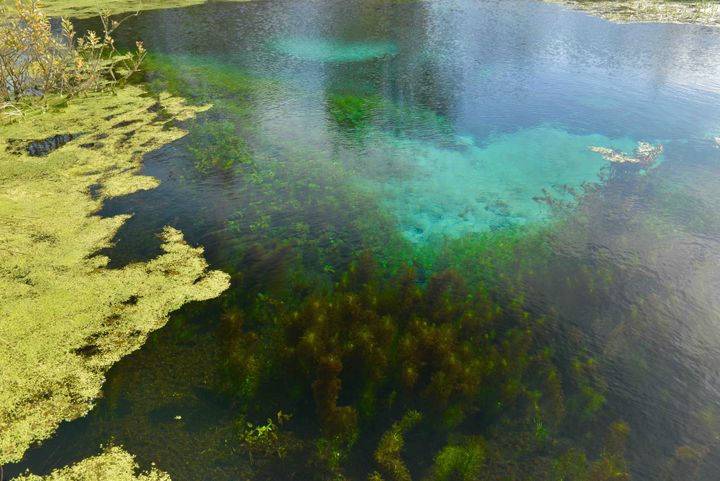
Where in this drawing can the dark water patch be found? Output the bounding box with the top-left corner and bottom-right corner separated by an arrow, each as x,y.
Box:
6,133 -> 84,157
112,119 -> 142,129
79,141 -> 104,150
88,184 -> 103,200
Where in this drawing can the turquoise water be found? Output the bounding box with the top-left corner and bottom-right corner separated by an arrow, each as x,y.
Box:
8,1 -> 720,480
357,125 -> 636,241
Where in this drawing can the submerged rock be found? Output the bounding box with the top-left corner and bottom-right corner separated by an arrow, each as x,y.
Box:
589,141 -> 663,166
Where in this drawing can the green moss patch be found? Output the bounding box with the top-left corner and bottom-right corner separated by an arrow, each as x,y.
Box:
12,446 -> 171,481
547,1 -> 720,26
10,0 -> 251,19
0,86 -> 229,463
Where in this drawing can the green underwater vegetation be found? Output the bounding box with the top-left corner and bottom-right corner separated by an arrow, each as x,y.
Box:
188,120 -> 253,174
271,37 -> 398,63
143,54 -> 638,258
210,249 -> 630,480
108,57 -> 661,480
144,54 -> 414,277
327,94 -> 382,131
144,54 -> 279,107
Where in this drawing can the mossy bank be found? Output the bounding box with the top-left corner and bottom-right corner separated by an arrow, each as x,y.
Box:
547,0 -> 720,25
12,447 -> 171,481
11,0 -> 251,19
0,86 -> 229,466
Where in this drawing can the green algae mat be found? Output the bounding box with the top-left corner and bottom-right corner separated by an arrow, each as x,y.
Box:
546,0 -> 720,25
13,447 -> 171,481
0,87 -> 229,466
14,0 -> 251,18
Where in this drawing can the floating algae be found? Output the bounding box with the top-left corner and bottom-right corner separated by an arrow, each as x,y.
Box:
546,0 -> 720,26
0,86 -> 229,464
12,447 -> 171,481
589,141 -> 664,166
10,0 -> 252,19
271,37 -> 397,62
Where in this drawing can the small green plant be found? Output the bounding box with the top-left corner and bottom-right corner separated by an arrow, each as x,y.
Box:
374,410 -> 422,481
327,93 -> 379,130
427,436 -> 485,481
240,411 -> 292,462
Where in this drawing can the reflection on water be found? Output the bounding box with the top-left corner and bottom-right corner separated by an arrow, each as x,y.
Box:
8,0 -> 720,480
271,37 -> 398,62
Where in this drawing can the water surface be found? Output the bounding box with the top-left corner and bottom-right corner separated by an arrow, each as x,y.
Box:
9,1 -> 720,480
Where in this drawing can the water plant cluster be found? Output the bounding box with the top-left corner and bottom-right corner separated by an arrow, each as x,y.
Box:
210,245 -> 632,480
142,56 -> 720,476
144,55 -> 412,274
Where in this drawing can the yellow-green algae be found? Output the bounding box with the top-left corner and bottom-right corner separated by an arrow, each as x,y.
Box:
0,86 -> 230,463
546,0 -> 720,26
12,446 -> 171,481
22,0 -> 251,19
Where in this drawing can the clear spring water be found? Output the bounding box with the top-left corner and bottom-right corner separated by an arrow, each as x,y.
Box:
8,0 -> 720,479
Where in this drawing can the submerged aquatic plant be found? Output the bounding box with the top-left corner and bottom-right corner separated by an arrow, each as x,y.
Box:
240,411 -> 293,463
217,250 -> 627,480
188,120 -> 253,174
425,436 -> 485,481
373,410 -> 422,481
327,93 -> 380,130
